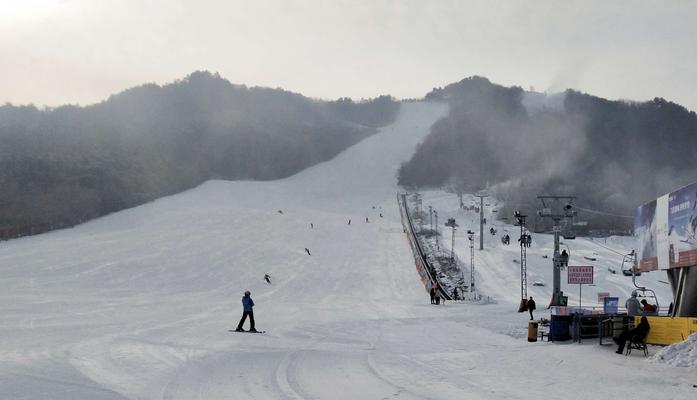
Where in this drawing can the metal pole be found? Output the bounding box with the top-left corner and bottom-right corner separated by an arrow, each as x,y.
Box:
451,226 -> 455,262
470,237 -> 475,296
434,212 -> 439,249
479,196 -> 484,250
553,225 -> 561,304
520,221 -> 527,300
579,284 -> 582,309
429,206 -> 433,231
468,230 -> 475,298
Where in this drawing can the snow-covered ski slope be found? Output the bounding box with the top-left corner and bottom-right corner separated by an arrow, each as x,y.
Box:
0,101 -> 694,399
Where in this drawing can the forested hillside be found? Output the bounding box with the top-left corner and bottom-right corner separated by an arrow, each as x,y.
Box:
0,71 -> 399,238
400,77 -> 697,232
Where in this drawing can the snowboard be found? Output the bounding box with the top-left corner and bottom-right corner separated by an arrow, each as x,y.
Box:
229,329 -> 266,334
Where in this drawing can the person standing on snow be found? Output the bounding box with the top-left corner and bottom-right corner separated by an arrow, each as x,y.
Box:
527,296 -> 536,320
264,274 -> 271,284
236,291 -> 257,332
626,291 -> 641,316
430,286 -> 436,304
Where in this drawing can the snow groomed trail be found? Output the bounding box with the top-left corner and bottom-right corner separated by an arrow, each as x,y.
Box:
0,101 -> 695,399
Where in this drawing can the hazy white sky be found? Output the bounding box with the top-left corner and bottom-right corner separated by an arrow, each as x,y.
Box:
1,0 -> 696,111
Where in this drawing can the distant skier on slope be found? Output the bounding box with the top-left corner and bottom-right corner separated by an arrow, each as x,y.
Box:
348,219 -> 351,225
366,217 -> 369,223
264,274 -> 271,284
235,291 -> 257,332
310,223 -> 314,229
305,247 -> 311,256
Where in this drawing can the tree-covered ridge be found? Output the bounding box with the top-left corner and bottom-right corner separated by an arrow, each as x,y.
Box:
0,71 -> 400,239
401,76 -> 697,232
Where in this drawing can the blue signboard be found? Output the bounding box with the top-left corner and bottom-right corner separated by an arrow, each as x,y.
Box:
603,297 -> 619,314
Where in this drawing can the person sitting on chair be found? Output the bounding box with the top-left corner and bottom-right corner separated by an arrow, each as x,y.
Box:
560,250 -> 569,268
615,316 -> 650,354
640,299 -> 656,313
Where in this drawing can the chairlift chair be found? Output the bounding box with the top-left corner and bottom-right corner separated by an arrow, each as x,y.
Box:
634,287 -> 659,314
621,250 -> 641,276
623,250 -> 658,312
562,230 -> 576,240
561,219 -> 576,240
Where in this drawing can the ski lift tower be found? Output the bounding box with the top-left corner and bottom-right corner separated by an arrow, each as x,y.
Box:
416,196 -> 423,231
537,196 -> 577,307
514,211 -> 528,312
445,218 -> 459,262
428,205 -> 433,231
475,192 -> 489,250
467,230 -> 476,298
434,210 -> 439,250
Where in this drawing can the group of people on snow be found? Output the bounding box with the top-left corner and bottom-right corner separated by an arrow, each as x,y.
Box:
429,282 -> 447,305
518,234 -> 532,247
501,234 -> 510,245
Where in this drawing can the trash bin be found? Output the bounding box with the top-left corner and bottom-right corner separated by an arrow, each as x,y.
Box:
528,321 -> 539,342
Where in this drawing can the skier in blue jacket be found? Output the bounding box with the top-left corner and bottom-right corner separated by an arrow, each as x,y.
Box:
236,291 -> 257,332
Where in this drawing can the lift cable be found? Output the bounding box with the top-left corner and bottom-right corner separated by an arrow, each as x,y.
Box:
574,206 -> 634,219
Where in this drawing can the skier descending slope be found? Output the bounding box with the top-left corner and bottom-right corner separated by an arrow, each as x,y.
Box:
235,291 -> 257,332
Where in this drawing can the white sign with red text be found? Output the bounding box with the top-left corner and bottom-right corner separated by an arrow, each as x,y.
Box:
568,265 -> 594,284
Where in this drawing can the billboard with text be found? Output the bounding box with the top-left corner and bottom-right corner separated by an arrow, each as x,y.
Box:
636,180 -> 697,270
668,180 -> 697,268
568,265 -> 594,284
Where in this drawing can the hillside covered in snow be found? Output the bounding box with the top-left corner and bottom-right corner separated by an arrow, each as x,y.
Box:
0,101 -> 694,399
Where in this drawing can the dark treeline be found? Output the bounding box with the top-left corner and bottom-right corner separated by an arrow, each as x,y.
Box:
0,71 -> 399,239
400,76 -> 697,233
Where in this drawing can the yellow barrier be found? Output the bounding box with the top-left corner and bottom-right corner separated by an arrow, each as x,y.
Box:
635,316 -> 697,345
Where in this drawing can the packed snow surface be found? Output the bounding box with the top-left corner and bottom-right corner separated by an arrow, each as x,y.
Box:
1,101 -> 695,399
653,333 -> 697,369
